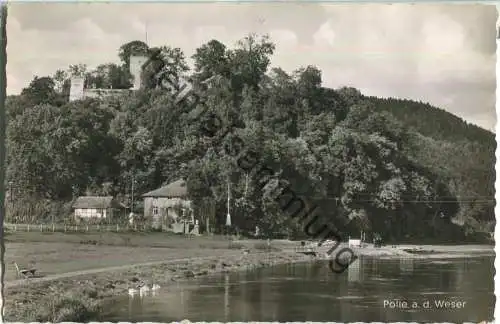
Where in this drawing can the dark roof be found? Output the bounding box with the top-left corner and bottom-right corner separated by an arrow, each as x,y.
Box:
141,179 -> 188,198
72,196 -> 121,209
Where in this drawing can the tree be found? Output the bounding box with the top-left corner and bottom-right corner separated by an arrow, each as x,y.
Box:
53,69 -> 69,93
20,76 -> 57,106
225,34 -> 275,100
86,63 -> 132,89
192,39 -> 230,81
5,34 -> 489,242
294,66 -> 322,100
141,46 -> 189,90
68,64 -> 87,77
7,99 -> 119,200
118,40 -> 149,68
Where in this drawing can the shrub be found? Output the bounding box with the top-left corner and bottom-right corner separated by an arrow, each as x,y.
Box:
25,292 -> 101,322
15,286 -> 102,322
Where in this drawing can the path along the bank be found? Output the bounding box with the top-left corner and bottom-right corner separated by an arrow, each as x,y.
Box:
5,243 -> 494,288
5,252 -> 246,288
5,249 -> 314,322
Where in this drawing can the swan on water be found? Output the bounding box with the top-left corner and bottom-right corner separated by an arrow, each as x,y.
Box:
139,284 -> 150,293
129,281 -> 159,297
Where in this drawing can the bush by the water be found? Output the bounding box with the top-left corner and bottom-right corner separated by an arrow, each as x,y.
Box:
16,287 -> 101,322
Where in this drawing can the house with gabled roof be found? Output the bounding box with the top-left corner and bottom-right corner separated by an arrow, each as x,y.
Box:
141,179 -> 198,234
72,196 -> 126,222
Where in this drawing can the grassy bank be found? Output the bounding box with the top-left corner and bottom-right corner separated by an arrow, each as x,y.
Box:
3,231 -> 314,322
4,231 -> 247,281
5,232 -> 494,321
5,250 -> 313,322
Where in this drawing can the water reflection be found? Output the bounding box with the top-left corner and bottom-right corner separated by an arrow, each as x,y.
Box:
104,256 -> 494,323
348,258 -> 361,283
224,274 -> 229,321
399,257 -> 414,274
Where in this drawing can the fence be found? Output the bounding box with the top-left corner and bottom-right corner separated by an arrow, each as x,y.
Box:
4,222 -> 154,233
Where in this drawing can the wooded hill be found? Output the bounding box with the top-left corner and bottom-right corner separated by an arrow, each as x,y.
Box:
5,35 -> 495,243
369,96 -> 495,233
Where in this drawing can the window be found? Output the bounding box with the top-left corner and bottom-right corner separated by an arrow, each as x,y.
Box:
153,207 -> 159,216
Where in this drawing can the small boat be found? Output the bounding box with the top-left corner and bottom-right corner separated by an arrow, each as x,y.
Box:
151,283 -> 160,290
128,288 -> 139,296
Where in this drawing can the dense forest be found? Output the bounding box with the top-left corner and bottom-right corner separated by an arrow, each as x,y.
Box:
4,35 -> 495,243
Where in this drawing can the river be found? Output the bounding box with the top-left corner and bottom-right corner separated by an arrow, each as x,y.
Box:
101,255 -> 494,322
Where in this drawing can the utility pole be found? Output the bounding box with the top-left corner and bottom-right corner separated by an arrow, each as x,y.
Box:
6,181 -> 10,223
226,180 -> 231,235
0,4 -> 8,321
131,174 -> 135,214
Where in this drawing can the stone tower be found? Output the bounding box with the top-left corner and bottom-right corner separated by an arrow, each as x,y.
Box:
69,76 -> 85,102
129,55 -> 149,90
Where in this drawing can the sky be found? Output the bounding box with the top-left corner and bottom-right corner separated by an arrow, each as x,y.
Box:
6,2 -> 497,132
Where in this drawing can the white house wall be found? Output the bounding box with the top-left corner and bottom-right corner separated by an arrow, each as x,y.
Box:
74,208 -> 107,219
143,197 -> 194,232
144,197 -> 192,218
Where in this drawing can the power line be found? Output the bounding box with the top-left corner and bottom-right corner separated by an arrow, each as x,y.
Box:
320,193 -> 495,199
349,200 -> 494,204
302,197 -> 495,204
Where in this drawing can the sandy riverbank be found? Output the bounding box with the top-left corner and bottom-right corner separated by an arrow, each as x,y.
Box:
354,243 -> 495,259
240,238 -> 495,258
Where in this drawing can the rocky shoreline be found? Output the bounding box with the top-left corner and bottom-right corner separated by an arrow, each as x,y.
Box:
5,250 -> 315,322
